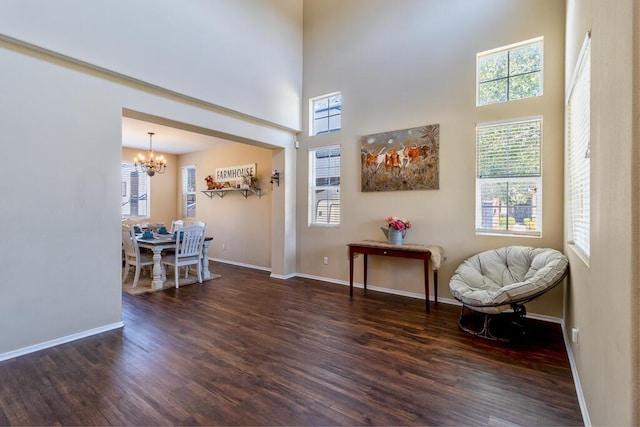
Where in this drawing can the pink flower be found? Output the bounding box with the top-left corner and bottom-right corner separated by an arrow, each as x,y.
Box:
385,216 -> 411,230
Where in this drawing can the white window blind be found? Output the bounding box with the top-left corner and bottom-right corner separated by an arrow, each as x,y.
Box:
121,162 -> 150,218
476,118 -> 542,236
309,145 -> 340,225
567,34 -> 591,259
183,166 -> 196,218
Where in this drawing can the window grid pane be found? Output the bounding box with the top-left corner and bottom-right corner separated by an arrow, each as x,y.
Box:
309,146 -> 340,225
477,39 -> 543,106
311,93 -> 342,136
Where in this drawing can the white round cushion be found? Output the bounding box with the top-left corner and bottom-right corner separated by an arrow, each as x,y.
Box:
449,246 -> 568,314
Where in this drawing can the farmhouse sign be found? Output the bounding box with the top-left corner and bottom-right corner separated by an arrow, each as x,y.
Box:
215,164 -> 256,182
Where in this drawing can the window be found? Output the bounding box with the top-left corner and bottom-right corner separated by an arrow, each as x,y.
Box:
310,92 -> 342,136
121,162 -> 150,218
183,165 -> 196,218
567,33 -> 591,259
477,37 -> 543,106
476,117 -> 542,236
309,145 -> 340,225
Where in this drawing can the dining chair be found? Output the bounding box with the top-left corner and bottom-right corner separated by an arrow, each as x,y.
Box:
170,220 -> 184,234
161,225 -> 206,288
122,227 -> 154,288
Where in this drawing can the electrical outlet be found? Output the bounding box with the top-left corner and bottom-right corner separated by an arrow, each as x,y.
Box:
571,327 -> 579,344
222,243 -> 226,250
323,256 -> 329,265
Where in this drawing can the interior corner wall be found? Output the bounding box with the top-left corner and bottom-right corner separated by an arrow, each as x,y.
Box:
298,0 -> 566,318
179,143 -> 274,269
0,44 -> 124,355
0,1 -> 302,357
564,0 -> 638,425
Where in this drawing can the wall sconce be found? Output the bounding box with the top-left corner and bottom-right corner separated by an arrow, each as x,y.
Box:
270,169 -> 280,189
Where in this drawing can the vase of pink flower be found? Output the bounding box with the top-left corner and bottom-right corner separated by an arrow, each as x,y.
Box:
381,216 -> 411,245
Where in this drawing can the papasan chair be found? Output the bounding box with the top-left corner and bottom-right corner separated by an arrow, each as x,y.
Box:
449,246 -> 569,341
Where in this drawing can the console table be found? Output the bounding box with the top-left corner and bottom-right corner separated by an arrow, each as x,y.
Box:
347,241 -> 444,313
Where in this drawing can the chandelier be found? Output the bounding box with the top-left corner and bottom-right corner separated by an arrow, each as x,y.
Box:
134,132 -> 167,176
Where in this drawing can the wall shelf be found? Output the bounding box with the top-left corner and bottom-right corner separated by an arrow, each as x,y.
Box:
201,187 -> 262,199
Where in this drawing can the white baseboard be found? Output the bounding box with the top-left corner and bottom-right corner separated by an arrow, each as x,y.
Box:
270,272 -> 297,279
0,321 -> 124,363
210,258 -> 296,279
293,273 -> 564,323
210,257 -> 271,272
561,320 -> 591,426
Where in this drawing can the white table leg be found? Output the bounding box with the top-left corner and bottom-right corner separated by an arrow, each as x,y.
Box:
151,246 -> 164,289
202,239 -> 211,280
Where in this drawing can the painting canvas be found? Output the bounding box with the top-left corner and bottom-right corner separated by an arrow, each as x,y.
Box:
361,124 -> 439,192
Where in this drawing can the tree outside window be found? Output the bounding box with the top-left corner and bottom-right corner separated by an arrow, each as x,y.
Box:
477,38 -> 543,106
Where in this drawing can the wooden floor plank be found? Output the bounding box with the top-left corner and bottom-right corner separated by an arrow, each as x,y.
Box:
0,263 -> 583,426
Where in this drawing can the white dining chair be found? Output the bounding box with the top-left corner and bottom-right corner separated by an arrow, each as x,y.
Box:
170,220 -> 184,234
161,225 -> 206,288
122,227 -> 154,288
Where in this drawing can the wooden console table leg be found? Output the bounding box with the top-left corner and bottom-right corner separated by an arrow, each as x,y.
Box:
349,249 -> 354,297
363,254 -> 368,291
424,256 -> 430,313
434,269 -> 438,304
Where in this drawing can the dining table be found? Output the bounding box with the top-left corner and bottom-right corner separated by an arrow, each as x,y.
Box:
136,232 -> 214,290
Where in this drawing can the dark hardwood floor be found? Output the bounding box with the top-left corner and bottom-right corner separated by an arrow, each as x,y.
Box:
0,263 -> 583,426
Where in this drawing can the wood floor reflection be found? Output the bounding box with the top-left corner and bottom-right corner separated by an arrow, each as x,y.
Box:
0,262 -> 583,426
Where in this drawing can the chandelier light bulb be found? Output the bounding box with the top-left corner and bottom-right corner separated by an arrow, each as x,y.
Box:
134,132 -> 167,177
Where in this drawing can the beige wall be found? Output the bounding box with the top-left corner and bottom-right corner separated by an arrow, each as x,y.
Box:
564,0 -> 639,425
0,0 -> 303,130
0,1 -> 301,358
121,147 -> 178,227
180,144 -> 275,269
299,0 -> 566,317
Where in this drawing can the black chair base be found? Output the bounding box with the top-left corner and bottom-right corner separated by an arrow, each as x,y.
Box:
458,304 -> 527,342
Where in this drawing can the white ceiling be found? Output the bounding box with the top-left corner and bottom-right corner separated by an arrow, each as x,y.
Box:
122,116 -> 231,155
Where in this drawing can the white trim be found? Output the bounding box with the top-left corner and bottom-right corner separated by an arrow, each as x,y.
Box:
0,33 -> 296,133
270,272 -> 297,280
295,273 -> 346,285
475,114 -> 544,128
210,258 -> 271,272
477,35 -> 544,58
293,274 -> 565,324
308,91 -> 342,136
568,243 -> 590,268
476,37 -> 544,106
0,321 -> 124,363
561,320 -> 591,426
565,31 -> 592,103
223,269 -> 567,324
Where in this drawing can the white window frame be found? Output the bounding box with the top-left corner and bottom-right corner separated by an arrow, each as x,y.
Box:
475,117 -> 543,237
567,32 -> 591,262
309,92 -> 342,136
477,37 -> 544,106
121,162 -> 150,219
308,145 -> 340,226
182,165 -> 196,218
